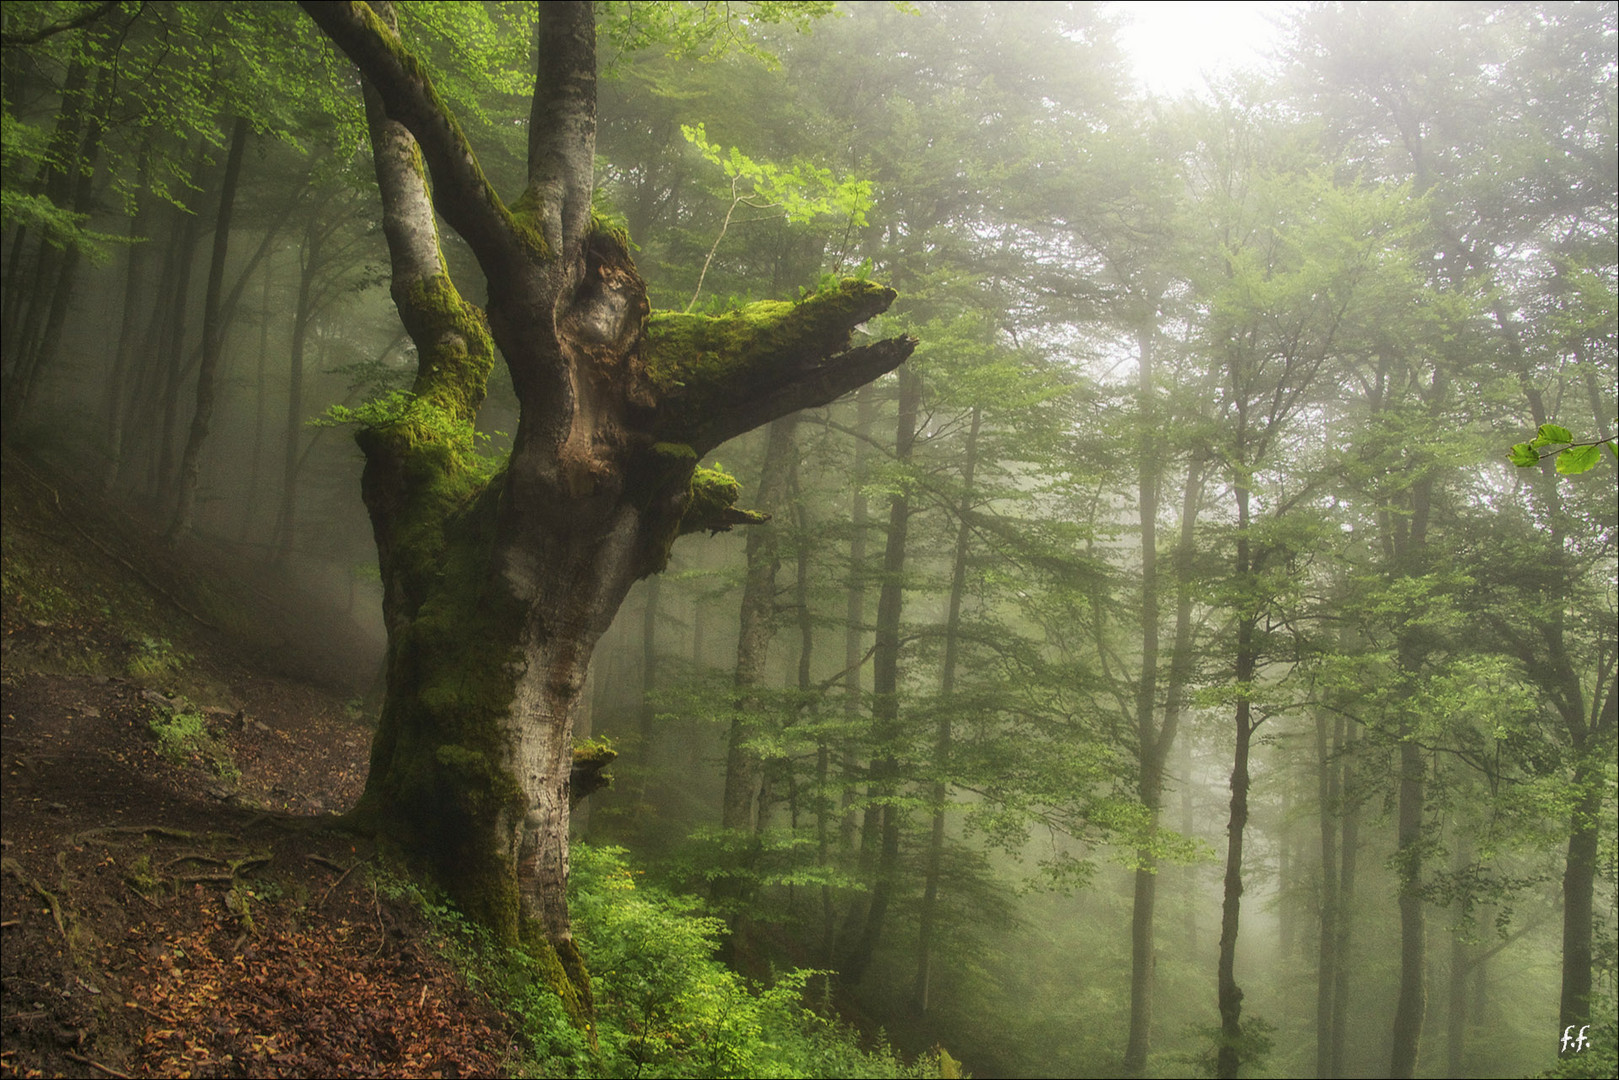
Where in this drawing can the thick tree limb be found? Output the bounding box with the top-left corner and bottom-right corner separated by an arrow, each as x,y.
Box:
359,42 -> 493,424
527,2 -> 597,256
363,68 -> 446,292
643,280 -> 917,455
298,1 -> 526,278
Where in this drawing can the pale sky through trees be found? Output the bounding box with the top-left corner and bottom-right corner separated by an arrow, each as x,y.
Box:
1109,0 -> 1294,98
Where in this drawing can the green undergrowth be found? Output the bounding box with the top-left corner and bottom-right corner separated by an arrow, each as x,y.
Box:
381,843 -> 960,1078
146,698 -> 240,785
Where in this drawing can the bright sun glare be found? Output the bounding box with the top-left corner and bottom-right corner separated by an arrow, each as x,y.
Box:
1109,1 -> 1296,98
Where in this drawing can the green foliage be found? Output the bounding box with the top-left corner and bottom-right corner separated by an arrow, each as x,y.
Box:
370,867 -> 594,1077
678,124 -> 873,309
0,187 -> 127,262
1509,424 -> 1617,475
573,843 -> 943,1079
682,123 -> 873,229
127,636 -> 191,680
375,846 -> 946,1078
662,827 -> 861,909
1174,1014 -> 1277,1079
147,708 -> 209,765
1539,991 -> 1619,1079
145,696 -> 238,783
598,1 -> 840,72
319,390 -> 507,481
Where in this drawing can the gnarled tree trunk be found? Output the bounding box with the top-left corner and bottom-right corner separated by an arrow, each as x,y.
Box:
303,0 -> 914,1017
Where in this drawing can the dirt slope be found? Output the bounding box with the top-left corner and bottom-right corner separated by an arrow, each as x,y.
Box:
1,456 -> 514,1078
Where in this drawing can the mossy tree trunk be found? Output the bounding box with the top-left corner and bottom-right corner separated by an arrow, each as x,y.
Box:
302,0 -> 914,1016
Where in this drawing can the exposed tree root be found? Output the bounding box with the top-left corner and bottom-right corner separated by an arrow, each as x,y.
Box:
1,856 -> 67,940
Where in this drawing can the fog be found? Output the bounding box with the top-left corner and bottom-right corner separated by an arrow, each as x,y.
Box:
2,2 -> 1613,1076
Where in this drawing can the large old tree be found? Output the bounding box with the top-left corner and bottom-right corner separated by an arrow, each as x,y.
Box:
300,0 -> 914,1013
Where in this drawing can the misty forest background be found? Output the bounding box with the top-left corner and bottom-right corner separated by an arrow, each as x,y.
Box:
2,1 -> 1615,1077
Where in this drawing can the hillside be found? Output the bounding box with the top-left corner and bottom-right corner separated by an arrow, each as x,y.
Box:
0,455 -> 953,1080
0,454 -> 515,1078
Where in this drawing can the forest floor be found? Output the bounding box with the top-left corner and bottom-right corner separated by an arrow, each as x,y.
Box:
0,454 -> 516,1078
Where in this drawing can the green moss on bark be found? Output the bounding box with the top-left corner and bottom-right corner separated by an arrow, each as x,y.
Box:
505,185 -> 553,261
521,922 -> 596,1035
401,273 -> 494,422
363,477 -> 531,942
644,278 -> 895,398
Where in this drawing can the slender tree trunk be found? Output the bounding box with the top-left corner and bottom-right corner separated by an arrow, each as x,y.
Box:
240,257 -> 272,540
1389,369 -> 1442,1080
1169,460 -> 1205,964
721,416 -> 800,833
273,219 -> 322,562
636,574 -> 661,766
171,116 -> 250,543
1447,848 -> 1470,1077
103,142 -> 153,491
149,203 -> 205,505
116,182 -> 196,493
915,404 -> 979,1014
841,365 -> 921,986
717,415 -> 800,959
1330,720 -> 1359,1078
1125,321 -> 1165,1074
1389,736 -> 1427,1078
1559,757 -> 1605,1054
1315,708 -> 1344,1078
837,384 -> 876,951
1216,482 -> 1255,1080
788,465 -> 837,971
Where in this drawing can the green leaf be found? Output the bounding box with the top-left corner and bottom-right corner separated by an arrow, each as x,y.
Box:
1508,443 -> 1540,468
1555,444 -> 1602,475
1536,423 -> 1574,445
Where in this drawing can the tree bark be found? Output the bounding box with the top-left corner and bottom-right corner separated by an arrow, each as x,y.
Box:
837,383 -> 876,952
1388,368 -> 1442,1080
1389,736 -> 1427,1079
635,574 -> 661,766
270,211 -> 321,562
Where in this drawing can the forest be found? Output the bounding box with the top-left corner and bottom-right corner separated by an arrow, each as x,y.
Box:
0,1 -> 1614,1078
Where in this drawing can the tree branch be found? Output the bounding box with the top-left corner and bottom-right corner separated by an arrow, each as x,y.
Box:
0,1 -> 119,47
299,1 -> 526,277
527,1 -> 596,257
644,279 -> 916,455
